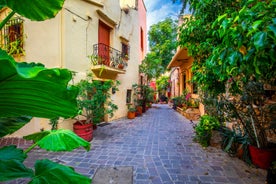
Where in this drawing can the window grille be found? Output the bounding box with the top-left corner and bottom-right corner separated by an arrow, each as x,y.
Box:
126,89 -> 132,103
1,17 -> 24,54
121,43 -> 130,59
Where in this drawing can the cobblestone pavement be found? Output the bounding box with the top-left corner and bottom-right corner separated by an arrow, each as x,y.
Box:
0,104 -> 267,184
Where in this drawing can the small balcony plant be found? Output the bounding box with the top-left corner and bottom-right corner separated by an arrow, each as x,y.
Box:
117,57 -> 128,69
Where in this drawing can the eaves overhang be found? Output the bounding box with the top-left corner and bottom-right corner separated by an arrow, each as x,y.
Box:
96,9 -> 117,26
167,47 -> 190,69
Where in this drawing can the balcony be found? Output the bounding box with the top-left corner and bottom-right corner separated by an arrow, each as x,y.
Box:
91,43 -> 128,80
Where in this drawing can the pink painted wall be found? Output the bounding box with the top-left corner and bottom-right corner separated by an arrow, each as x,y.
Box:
138,0 -> 147,63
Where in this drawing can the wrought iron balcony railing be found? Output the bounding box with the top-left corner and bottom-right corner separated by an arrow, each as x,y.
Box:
92,43 -> 128,70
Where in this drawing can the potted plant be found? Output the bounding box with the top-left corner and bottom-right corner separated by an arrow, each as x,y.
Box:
194,115 -> 221,147
116,54 -> 128,69
231,81 -> 276,169
132,84 -> 154,113
204,80 -> 276,169
135,99 -> 143,116
122,54 -> 129,61
74,73 -> 118,141
127,105 -> 136,119
117,58 -> 127,69
221,126 -> 251,163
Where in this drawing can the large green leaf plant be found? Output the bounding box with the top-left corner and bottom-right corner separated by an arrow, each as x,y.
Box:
0,0 -> 91,183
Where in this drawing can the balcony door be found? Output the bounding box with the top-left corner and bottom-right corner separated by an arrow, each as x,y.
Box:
98,21 -> 111,66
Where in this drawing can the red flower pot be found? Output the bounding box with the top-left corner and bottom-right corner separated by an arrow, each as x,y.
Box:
249,145 -> 276,169
73,120 -> 93,142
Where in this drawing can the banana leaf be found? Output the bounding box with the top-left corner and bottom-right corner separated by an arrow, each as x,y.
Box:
30,159 -> 91,184
24,129 -> 90,152
0,49 -> 79,120
0,0 -> 65,21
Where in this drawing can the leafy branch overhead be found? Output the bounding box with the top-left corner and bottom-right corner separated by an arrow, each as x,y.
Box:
178,0 -> 276,95
176,0 -> 276,150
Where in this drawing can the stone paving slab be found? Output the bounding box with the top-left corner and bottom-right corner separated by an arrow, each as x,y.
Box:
92,166 -> 133,184
0,104 -> 267,184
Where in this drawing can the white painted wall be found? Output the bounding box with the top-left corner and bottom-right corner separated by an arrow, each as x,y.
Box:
5,0 -> 146,137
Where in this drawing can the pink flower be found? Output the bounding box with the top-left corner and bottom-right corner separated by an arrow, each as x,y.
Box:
186,93 -> 191,101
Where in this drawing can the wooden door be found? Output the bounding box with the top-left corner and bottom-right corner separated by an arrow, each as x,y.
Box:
98,21 -> 111,65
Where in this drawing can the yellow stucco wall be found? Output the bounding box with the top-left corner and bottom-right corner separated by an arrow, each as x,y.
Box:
4,0 -> 146,137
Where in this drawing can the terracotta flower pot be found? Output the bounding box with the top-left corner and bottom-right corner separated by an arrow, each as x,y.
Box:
73,120 -> 93,142
127,111 -> 135,119
118,64 -> 124,69
136,106 -> 143,115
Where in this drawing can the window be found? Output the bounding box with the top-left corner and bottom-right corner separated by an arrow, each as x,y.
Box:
192,73 -> 198,94
121,42 -> 129,60
1,17 -> 24,55
193,82 -> 198,94
183,74 -> 186,90
126,89 -> 132,103
140,27 -> 144,51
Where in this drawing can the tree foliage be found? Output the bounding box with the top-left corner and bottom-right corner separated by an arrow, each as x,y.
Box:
156,76 -> 169,94
177,0 -> 276,96
148,17 -> 177,69
177,0 -> 276,149
140,18 -> 177,79
139,52 -> 163,81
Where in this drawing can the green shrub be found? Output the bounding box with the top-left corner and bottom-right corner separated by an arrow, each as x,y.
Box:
194,115 -> 221,147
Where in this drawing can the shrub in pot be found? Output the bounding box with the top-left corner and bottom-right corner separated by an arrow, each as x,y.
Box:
228,81 -> 275,169
127,106 -> 136,119
194,115 -> 221,147
221,126 -> 251,163
74,73 -> 118,141
203,81 -> 276,169
132,84 -> 154,113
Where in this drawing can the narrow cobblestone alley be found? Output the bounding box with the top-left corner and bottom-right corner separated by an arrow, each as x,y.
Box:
0,104 -> 267,184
